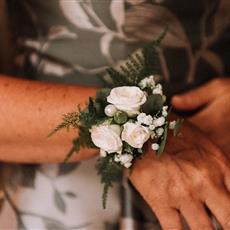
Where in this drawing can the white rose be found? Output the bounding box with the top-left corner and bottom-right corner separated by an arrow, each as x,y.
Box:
107,86 -> 146,116
122,122 -> 150,148
90,124 -> 122,153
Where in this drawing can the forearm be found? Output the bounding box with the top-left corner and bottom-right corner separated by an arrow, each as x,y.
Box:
0,76 -> 98,163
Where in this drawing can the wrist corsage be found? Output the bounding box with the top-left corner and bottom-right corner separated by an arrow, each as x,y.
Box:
49,31 -> 183,208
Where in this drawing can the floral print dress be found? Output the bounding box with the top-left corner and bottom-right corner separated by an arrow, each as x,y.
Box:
0,0 -> 229,229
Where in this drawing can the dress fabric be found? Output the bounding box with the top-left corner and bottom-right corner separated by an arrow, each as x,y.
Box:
0,0 -> 229,229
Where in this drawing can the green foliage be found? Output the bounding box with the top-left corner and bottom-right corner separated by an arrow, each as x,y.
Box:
96,156 -> 123,208
123,142 -> 135,154
95,88 -> 111,106
101,28 -> 168,87
95,88 -> 111,117
156,123 -> 168,156
173,118 -> 184,137
49,28 -> 173,208
141,94 -> 164,115
48,110 -> 80,137
64,126 -> 95,162
113,111 -> 128,124
80,97 -> 97,128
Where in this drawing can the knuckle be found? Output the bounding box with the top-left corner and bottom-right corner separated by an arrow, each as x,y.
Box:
192,168 -> 210,187
169,185 -> 191,203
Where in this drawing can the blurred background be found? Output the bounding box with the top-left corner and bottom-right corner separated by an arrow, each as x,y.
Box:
0,0 -> 15,76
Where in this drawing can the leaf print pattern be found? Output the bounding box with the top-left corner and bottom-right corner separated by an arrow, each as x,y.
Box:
124,0 -> 229,84
54,190 -> 66,213
59,0 -> 95,30
124,3 -> 188,48
110,0 -> 125,33
58,163 -> 80,176
48,25 -> 78,40
2,0 -> 229,229
214,0 -> 230,36
200,50 -> 224,75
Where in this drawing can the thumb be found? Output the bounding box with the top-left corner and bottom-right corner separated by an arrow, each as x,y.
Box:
171,81 -> 218,110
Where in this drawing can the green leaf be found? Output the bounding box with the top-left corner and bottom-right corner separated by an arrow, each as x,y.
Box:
96,156 -> 123,208
155,26 -> 169,45
156,123 -> 168,156
95,88 -> 111,113
96,88 -> 111,102
63,138 -> 81,162
80,98 -> 98,128
100,28 -> 168,87
141,94 -> 164,115
173,119 -> 184,137
123,142 -> 134,154
113,111 -> 128,124
54,190 -> 66,213
48,111 -> 80,137
106,67 -> 129,86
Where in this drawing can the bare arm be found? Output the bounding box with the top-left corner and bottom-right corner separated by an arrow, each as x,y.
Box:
0,76 -> 98,163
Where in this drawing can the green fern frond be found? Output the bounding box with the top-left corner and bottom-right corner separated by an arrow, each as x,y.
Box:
64,138 -> 80,162
96,156 -> 123,208
64,127 -> 95,162
48,110 -> 80,137
101,28 -> 168,87
154,26 -> 169,45
106,68 -> 129,86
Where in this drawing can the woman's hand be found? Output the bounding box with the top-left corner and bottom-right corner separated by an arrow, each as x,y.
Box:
172,78 -> 230,154
129,121 -> 230,230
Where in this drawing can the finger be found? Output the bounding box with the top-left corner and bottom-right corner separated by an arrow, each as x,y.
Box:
188,109 -> 211,130
180,200 -> 213,230
153,206 -> 183,230
171,80 -> 222,111
224,173 -> 230,193
205,184 -> 230,229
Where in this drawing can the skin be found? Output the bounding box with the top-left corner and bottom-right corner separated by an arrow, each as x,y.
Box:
0,75 -> 98,163
172,78 -> 230,154
130,78 -> 230,229
130,120 -> 230,230
1,76 -> 230,229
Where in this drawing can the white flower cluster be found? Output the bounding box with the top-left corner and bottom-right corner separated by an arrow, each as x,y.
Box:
90,75 -> 177,169
139,75 -> 164,96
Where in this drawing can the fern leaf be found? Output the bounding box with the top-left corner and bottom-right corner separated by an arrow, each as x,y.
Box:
48,111 -> 80,137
